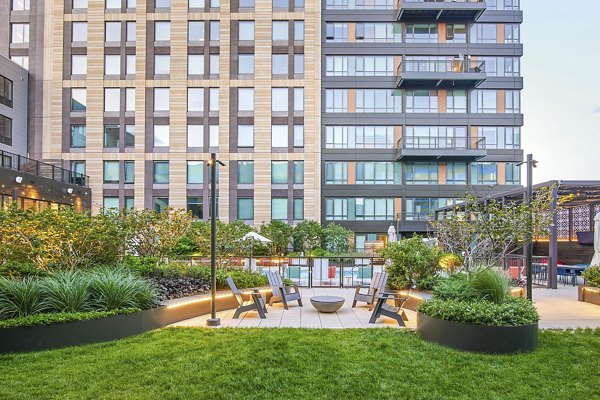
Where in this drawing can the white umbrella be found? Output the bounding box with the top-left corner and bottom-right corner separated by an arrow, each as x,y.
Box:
387,224 -> 397,244
591,214 -> 600,266
243,231 -> 272,244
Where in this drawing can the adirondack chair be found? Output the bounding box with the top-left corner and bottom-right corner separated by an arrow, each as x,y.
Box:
368,291 -> 409,327
265,271 -> 302,310
352,271 -> 388,311
226,277 -> 268,319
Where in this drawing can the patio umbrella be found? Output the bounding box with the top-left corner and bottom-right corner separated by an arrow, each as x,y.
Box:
387,224 -> 397,244
591,214 -> 600,266
243,232 -> 273,261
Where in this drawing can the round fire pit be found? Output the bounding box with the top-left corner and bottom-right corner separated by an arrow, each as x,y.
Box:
310,296 -> 345,313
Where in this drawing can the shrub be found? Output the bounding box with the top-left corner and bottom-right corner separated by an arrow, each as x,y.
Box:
415,275 -> 443,291
322,223 -> 353,254
0,262 -> 47,279
41,270 -> 92,313
582,265 -> 600,288
292,220 -> 324,254
418,297 -> 539,327
0,278 -> 48,319
0,308 -> 140,329
470,268 -> 509,304
89,268 -> 159,311
432,273 -> 479,301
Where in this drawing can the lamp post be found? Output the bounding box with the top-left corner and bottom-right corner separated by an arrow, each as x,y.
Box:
518,154 -> 538,301
206,153 -> 225,327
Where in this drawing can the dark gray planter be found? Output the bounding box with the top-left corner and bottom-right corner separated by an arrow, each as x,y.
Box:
417,312 -> 538,354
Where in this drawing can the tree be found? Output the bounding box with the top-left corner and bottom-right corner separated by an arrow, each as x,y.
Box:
191,220 -> 253,266
259,220 -> 292,256
126,208 -> 192,258
322,223 -> 353,254
292,220 -> 323,254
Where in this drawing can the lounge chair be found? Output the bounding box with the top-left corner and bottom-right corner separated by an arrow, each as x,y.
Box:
368,292 -> 409,327
265,271 -> 303,310
352,271 -> 388,311
226,277 -> 267,319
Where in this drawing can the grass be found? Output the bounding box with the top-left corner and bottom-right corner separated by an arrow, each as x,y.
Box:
0,328 -> 598,400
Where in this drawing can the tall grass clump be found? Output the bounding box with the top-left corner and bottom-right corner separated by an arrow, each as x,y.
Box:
41,270 -> 92,313
0,278 -> 48,319
89,268 -> 159,311
470,268 -> 510,304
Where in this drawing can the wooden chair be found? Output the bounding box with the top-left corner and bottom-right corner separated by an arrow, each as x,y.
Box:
266,271 -> 302,310
226,277 -> 267,319
352,271 -> 388,311
369,292 -> 409,327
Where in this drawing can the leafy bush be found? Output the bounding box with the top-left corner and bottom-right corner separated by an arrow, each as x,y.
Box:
322,223 -> 353,254
415,275 -> 443,291
0,308 -> 140,329
292,220 -> 324,254
0,278 -> 47,318
432,273 -> 479,301
378,235 -> 442,290
151,277 -> 209,300
0,262 -> 47,279
418,297 -> 539,327
582,265 -> 600,288
470,268 -> 509,304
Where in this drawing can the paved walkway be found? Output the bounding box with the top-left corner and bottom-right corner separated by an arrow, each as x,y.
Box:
169,286 -> 600,330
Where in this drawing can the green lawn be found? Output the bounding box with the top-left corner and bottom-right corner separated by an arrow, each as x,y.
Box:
1,328 -> 598,400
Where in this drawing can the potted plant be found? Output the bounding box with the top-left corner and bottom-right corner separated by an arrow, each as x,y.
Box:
579,266 -> 600,306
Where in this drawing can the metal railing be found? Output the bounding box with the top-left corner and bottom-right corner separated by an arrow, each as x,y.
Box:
501,255 -> 551,287
398,59 -> 486,75
0,150 -> 89,187
398,136 -> 486,150
402,0 -> 485,3
400,212 -> 433,222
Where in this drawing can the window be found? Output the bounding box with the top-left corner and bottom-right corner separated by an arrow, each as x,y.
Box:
73,0 -> 88,9
355,23 -> 399,43
356,162 -> 397,185
11,23 -> 29,44
123,161 -> 134,182
71,89 -> 86,111
103,161 -> 119,183
189,0 -> 205,7
103,197 -> 119,210
504,57 -> 520,77
209,125 -> 219,147
12,0 -> 30,10
272,21 -> 288,41
273,0 -> 288,9
294,54 -> 304,75
237,125 -> 254,147
505,163 -> 521,184
105,22 -> 121,42
153,198 -> 169,213
0,76 -> 13,108
103,125 -> 119,148
325,162 -> 348,184
106,0 -> 120,9
505,90 -> 521,113
238,54 -> 254,75
446,163 -> 467,184
271,161 -> 288,184
125,197 -> 135,209
238,198 -> 254,221
272,198 -> 288,220
187,161 -> 204,184
188,54 -> 204,75
404,126 -> 467,149
406,163 -> 438,184
104,55 -> 120,75
209,54 -> 219,75
104,89 -> 120,112
325,23 -> 348,42
271,125 -> 288,148
470,24 -> 496,43
293,198 -> 304,220
126,22 -> 136,41
188,88 -> 204,112
154,88 -> 170,111
187,197 -> 203,219
294,88 -> 303,112
293,125 -> 304,148
239,0 -> 254,8
126,55 -> 136,75
126,88 -> 135,112
153,161 -> 169,183
125,125 -> 135,147
209,88 -> 219,111
446,90 -> 467,113
325,89 -> 348,112
406,24 -> 437,43
477,127 -> 521,149
70,161 -> 86,185
406,90 -> 438,113
294,21 -> 304,41
355,198 -> 394,220
272,54 -> 288,76
156,0 -> 171,8
154,125 -> 169,147
154,54 -> 170,75
187,125 -> 203,147
325,126 -> 395,149
470,90 -> 497,113
325,198 -> 348,220
72,22 -> 88,42
189,21 -> 205,41
155,22 -> 171,41
70,125 -> 86,148
446,24 -> 467,43
209,21 -> 220,41
10,56 -> 29,70
239,21 -> 255,40
272,88 -> 288,112
238,161 -> 254,184
0,116 -> 12,146
405,198 -> 447,221
210,0 -> 219,8
356,89 -> 400,113
293,161 -> 304,184
72,55 -> 87,75
505,24 -> 520,43
238,88 -> 254,112
470,163 -> 498,185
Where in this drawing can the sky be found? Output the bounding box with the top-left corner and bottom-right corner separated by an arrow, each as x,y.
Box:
521,1 -> 600,183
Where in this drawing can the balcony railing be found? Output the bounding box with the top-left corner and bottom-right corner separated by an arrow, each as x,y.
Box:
402,0 -> 484,3
398,136 -> 486,150
399,212 -> 433,222
396,59 -> 486,89
398,59 -> 486,75
396,0 -> 486,21
0,150 -> 89,187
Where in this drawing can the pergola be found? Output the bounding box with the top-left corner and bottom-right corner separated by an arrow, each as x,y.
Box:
434,180 -> 600,289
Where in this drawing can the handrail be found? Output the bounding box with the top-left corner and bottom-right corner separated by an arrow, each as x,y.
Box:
0,150 -> 89,187
397,59 -> 486,75
397,136 -> 487,150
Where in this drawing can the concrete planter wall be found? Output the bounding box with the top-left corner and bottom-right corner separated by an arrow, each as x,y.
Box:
417,312 -> 538,354
578,285 -> 600,306
0,288 -> 272,353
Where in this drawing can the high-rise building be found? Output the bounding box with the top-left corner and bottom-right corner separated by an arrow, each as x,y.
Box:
1,0 -> 523,246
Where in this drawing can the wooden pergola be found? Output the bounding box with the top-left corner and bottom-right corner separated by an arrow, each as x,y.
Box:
434,181 -> 600,289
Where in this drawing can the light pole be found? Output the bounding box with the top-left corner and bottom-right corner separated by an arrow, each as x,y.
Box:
518,154 -> 538,301
206,153 -> 225,327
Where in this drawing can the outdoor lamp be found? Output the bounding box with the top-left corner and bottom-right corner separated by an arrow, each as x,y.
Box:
15,176 -> 23,183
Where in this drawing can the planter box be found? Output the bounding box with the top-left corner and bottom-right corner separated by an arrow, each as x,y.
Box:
417,312 -> 538,354
578,285 -> 600,306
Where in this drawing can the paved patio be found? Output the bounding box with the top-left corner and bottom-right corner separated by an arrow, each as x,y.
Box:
534,285 -> 600,329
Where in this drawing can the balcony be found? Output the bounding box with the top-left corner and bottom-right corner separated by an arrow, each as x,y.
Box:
0,150 -> 89,187
396,136 -> 487,160
396,59 -> 486,89
396,0 -> 486,22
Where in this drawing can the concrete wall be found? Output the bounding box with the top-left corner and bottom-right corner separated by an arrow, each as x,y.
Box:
0,55 -> 28,156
